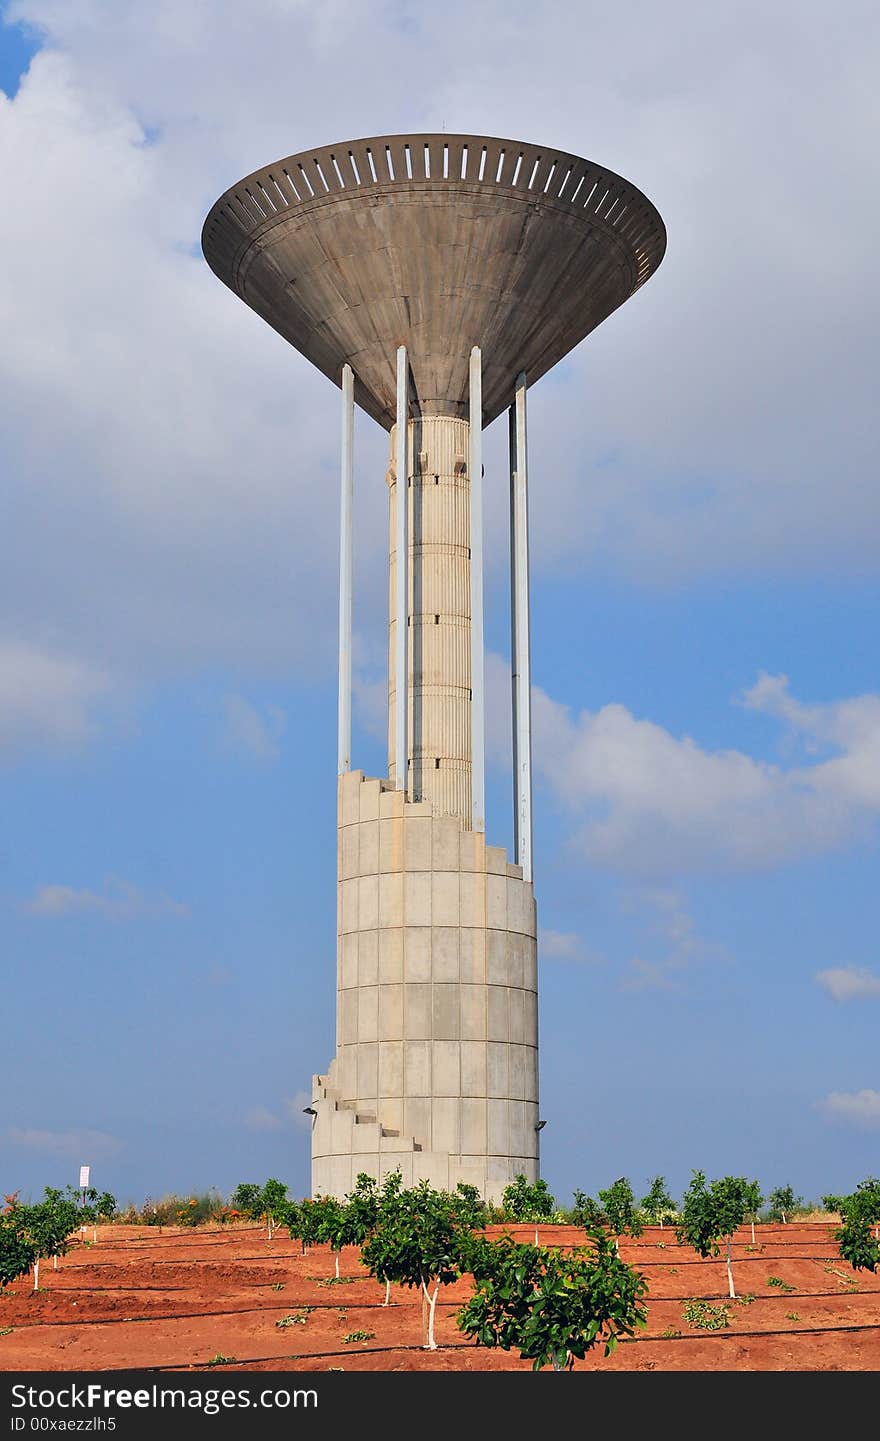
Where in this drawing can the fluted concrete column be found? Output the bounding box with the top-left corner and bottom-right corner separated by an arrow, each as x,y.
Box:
387,416 -> 473,824
337,363 -> 354,775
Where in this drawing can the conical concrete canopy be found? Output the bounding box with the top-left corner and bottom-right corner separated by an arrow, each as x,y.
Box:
202,134 -> 665,430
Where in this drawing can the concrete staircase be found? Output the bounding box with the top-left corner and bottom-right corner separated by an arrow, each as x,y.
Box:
312,1074 -> 423,1158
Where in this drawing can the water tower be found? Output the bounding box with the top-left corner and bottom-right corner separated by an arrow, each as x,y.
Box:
202,134 -> 665,1199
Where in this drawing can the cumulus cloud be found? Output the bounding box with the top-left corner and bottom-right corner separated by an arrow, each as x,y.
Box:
283,1092 -> 316,1133
244,1092 -> 314,1134
0,640 -> 110,752
0,0 -> 877,757
817,1090 -> 880,1129
221,694 -> 286,761
7,1127 -> 122,1159
528,673 -> 880,876
538,929 -> 602,964
621,887 -> 720,990
0,35 -> 359,703
623,958 -> 677,994
24,877 -> 188,919
243,1106 -> 282,1133
815,968 -> 880,1003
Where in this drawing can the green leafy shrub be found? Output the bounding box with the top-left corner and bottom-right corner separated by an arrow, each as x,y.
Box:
3,1191 -> 81,1289
676,1171 -> 749,1299
682,1299 -> 731,1331
834,1179 -> 880,1273
229,1183 -> 262,1218
501,1174 -> 555,1222
641,1177 -> 675,1229
141,1192 -> 222,1227
570,1190 -> 607,1229
0,1226 -> 36,1290
767,1185 -> 802,1224
459,1229 -> 648,1371
821,1193 -> 847,1217
742,1181 -> 763,1244
362,1181 -> 474,1348
95,1192 -> 118,1222
448,1182 -> 487,1230
767,1276 -> 796,1292
598,1178 -> 643,1253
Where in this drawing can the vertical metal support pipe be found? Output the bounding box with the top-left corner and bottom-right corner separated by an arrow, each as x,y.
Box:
510,371 -> 533,881
337,363 -> 354,774
394,346 -> 409,795
469,346 -> 485,833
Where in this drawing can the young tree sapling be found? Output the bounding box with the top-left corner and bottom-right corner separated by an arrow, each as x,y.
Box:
459,1230 -> 648,1371
361,1182 -> 471,1348
640,1177 -> 675,1231
767,1185 -> 801,1225
598,1178 -> 643,1255
742,1181 -> 763,1246
676,1171 -> 749,1299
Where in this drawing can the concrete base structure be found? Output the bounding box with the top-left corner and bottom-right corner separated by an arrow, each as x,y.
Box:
311,769 -> 539,1202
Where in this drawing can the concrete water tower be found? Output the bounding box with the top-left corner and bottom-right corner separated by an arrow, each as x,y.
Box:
202,134 -> 665,1200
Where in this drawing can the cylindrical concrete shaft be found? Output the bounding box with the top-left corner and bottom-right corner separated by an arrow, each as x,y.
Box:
387,415 -> 473,823
337,364 -> 354,775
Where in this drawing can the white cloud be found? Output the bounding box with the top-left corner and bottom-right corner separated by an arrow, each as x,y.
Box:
528,672 -> 880,876
222,694 -> 286,761
0,0 -> 876,747
815,968 -> 880,1003
817,1090 -> 880,1129
243,1106 -> 282,1133
283,1092 -> 317,1133
24,877 -> 188,919
622,958 -> 677,994
538,929 -> 602,964
0,640 -> 110,752
621,887 -> 720,990
244,1092 -> 314,1133
7,1127 -> 122,1159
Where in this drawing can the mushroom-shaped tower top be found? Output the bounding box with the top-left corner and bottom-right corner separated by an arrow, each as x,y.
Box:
202,133 -> 665,430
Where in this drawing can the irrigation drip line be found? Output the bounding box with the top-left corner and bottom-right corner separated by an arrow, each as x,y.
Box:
0,1302 -> 398,1330
138,1320 -> 880,1372
54,1248 -> 848,1276
77,1227 -> 836,1256
18,1285 -> 192,1294
5,1288 -> 876,1330
77,1230 -> 265,1251
141,1342 -> 477,1371
52,1252 -> 303,1269
596,1254 -> 846,1269
629,1321 -> 880,1345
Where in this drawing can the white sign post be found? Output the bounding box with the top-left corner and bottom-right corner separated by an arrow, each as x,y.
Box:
79,1165 -> 90,1243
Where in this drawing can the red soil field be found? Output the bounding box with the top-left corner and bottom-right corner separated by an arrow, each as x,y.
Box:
1,1222 -> 878,1372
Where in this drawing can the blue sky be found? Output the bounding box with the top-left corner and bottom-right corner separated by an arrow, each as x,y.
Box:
2,0 -> 879,1210
0,5 -> 37,96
